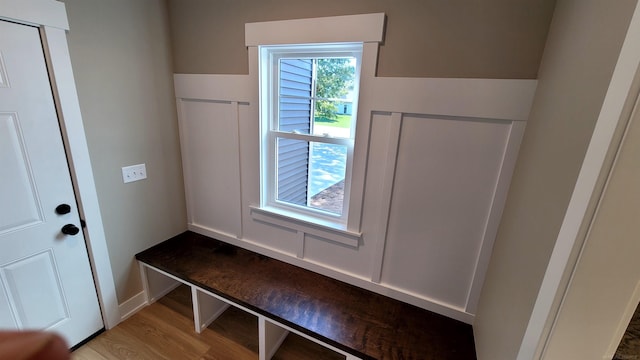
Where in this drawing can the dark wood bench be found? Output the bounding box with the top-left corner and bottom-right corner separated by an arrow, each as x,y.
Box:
135,231 -> 476,360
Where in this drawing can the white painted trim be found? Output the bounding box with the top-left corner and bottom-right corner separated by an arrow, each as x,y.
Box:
605,281 -> 640,357
192,287 -> 230,333
118,291 -> 147,322
347,42 -> 379,232
38,25 -> 119,329
368,77 -> 537,121
465,120 -> 527,314
175,98 -> 194,225
138,261 -> 150,305
174,75 -> 537,123
0,0 -> 68,30
259,43 -> 362,230
250,206 -> 361,248
517,2 -> 640,358
370,112 -> 402,283
233,101 -> 245,240
259,318 -> 289,360
245,13 -> 385,46
296,231 -> 305,259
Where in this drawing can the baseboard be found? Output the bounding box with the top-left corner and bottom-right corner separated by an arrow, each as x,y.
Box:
119,291 -> 148,322
119,281 -> 182,322
148,280 -> 182,304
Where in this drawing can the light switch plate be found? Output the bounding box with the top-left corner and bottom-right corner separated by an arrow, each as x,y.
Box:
121,163 -> 147,183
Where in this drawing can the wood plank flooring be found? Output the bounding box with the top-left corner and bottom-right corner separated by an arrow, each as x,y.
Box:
73,285 -> 344,360
615,301 -> 640,360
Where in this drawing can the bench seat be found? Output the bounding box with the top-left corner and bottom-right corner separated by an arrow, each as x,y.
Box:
135,231 -> 476,360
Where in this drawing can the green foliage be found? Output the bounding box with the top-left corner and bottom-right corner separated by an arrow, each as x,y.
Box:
315,58 -> 354,119
315,100 -> 338,120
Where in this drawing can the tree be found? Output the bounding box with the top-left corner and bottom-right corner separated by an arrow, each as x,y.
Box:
315,58 -> 355,120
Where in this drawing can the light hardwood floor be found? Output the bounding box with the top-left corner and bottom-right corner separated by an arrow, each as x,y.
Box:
72,285 -> 343,360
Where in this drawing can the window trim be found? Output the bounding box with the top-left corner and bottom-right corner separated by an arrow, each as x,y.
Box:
247,13 -> 385,244
259,43 -> 363,228
245,13 -> 385,46
249,206 -> 361,248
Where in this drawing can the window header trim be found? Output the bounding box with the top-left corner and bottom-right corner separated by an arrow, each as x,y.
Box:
245,13 -> 385,47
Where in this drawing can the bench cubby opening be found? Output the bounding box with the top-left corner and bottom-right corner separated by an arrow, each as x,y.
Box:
136,231 -> 477,359
140,262 -> 355,359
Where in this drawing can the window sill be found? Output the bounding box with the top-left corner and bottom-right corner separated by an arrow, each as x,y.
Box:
249,206 -> 361,248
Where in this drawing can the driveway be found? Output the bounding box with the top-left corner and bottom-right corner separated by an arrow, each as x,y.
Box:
308,124 -> 349,196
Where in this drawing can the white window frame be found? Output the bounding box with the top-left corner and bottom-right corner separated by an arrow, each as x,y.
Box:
259,43 -> 362,229
247,13 -> 385,245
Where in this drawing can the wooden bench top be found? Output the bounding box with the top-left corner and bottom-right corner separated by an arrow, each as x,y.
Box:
135,231 -> 476,360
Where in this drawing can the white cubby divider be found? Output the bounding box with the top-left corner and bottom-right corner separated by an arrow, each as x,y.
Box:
259,318 -> 289,360
191,287 -> 229,333
139,262 -> 354,360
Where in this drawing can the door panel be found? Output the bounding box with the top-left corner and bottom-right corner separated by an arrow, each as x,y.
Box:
2,250 -> 68,329
0,112 -> 43,233
0,20 -> 103,346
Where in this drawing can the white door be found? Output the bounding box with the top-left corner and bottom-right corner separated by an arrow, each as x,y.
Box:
0,20 -> 103,347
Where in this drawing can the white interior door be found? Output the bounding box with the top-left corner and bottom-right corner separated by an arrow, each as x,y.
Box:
0,20 -> 103,347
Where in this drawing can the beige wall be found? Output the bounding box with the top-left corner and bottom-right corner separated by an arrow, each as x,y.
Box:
473,0 -> 637,359
167,0 -> 556,78
63,0 -> 187,304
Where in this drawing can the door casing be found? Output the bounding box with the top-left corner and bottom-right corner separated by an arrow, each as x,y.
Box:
517,1 -> 640,358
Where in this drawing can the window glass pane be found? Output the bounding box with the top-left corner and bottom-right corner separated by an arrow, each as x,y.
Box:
313,58 -> 356,138
266,45 -> 361,223
279,59 -> 312,134
308,141 -> 347,215
276,138 -> 309,206
276,138 -> 346,215
315,58 -> 357,101
278,57 -> 357,138
312,99 -> 353,138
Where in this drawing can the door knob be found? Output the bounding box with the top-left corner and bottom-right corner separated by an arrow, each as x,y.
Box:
55,204 -> 71,215
61,224 -> 80,236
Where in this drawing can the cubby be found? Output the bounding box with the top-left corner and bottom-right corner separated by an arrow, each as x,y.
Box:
141,264 -> 354,360
136,231 -> 477,359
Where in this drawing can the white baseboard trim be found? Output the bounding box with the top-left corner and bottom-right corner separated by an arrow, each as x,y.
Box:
119,281 -> 182,322
148,280 -> 182,304
119,291 -> 148,322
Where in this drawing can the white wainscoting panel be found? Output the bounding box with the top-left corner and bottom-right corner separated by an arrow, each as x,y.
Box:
379,115 -> 513,308
174,72 -> 536,323
178,99 -> 242,239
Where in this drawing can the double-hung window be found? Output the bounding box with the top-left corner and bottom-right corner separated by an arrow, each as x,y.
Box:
259,43 -> 362,229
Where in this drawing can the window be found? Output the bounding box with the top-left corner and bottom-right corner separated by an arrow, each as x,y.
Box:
259,43 -> 363,228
